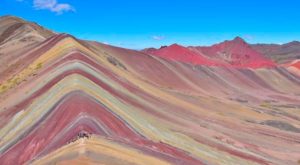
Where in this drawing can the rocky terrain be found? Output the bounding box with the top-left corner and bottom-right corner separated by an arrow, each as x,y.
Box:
0,16 -> 299,165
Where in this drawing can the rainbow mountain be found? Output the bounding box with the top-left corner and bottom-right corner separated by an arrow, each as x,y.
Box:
0,16 -> 300,165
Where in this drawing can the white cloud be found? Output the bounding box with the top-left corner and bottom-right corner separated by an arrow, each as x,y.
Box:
33,0 -> 75,14
152,35 -> 165,41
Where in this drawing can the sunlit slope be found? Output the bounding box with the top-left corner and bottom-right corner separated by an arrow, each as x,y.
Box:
0,17 -> 300,165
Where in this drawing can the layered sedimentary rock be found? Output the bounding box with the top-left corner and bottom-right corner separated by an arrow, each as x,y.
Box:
0,16 -> 300,165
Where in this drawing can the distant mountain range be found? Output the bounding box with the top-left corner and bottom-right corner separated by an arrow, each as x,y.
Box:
252,41 -> 300,63
144,37 -> 300,68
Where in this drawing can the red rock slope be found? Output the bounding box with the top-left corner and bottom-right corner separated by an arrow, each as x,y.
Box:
145,37 -> 276,68
192,37 -> 275,68
143,44 -> 221,66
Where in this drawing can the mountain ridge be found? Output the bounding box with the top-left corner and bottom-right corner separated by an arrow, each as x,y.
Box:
0,15 -> 300,165
144,37 -> 276,68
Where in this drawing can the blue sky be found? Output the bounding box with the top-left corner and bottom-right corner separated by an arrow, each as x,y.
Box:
1,0 -> 300,49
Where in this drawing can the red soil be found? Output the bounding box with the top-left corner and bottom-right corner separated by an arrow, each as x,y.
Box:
291,60 -> 300,69
144,44 -> 221,66
144,37 -> 276,68
197,37 -> 275,68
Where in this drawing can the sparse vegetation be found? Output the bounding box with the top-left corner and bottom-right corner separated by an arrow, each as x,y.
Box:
1,85 -> 7,90
260,101 -> 271,108
107,56 -> 127,70
35,62 -> 43,70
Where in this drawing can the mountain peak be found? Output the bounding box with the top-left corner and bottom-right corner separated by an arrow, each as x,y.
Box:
192,36 -> 275,68
232,36 -> 246,43
0,15 -> 25,23
0,15 -> 55,50
169,43 -> 183,48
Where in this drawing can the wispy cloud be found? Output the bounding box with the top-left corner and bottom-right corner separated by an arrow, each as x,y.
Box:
152,35 -> 165,41
33,0 -> 75,14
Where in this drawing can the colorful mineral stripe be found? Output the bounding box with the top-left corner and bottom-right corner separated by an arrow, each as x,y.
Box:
0,16 -> 300,165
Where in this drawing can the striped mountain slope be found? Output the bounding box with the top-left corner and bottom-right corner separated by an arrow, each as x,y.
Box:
0,16 -> 300,165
